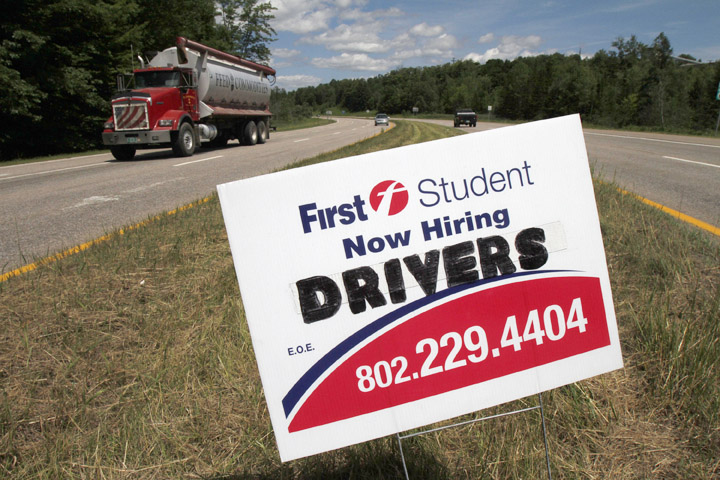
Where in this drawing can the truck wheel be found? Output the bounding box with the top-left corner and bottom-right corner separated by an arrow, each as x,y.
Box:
256,121 -> 267,144
172,122 -> 196,157
110,145 -> 136,161
242,121 -> 258,146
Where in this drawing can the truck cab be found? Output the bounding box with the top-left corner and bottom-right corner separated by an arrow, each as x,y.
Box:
102,67 -> 200,160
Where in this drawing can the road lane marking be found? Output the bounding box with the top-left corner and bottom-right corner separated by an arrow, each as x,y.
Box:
123,179 -> 184,193
294,138 -> 310,143
586,132 -> 720,149
173,155 -> 223,167
0,162 -> 109,181
662,155 -> 719,169
0,153 -> 109,170
63,195 -> 120,211
614,186 -> 720,237
1,197 -> 213,284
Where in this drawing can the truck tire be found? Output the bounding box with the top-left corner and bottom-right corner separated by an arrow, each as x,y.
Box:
172,122 -> 196,157
257,120 -> 267,144
242,121 -> 258,146
110,145 -> 136,161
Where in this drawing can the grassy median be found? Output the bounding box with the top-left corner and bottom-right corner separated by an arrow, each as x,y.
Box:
0,120 -> 718,479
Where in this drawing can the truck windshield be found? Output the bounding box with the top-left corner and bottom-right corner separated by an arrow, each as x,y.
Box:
134,71 -> 182,88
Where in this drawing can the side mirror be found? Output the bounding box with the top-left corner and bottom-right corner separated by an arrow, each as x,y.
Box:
116,74 -> 125,92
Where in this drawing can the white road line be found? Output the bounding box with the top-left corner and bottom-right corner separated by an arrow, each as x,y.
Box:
63,195 -> 120,211
333,132 -> 342,135
0,153 -> 109,170
662,155 -> 720,169
0,162 -> 109,181
294,138 -> 310,143
173,155 -> 224,167
586,132 -> 720,149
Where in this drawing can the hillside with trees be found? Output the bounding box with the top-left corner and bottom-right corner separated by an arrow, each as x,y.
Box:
277,33 -> 719,134
0,0 -> 275,160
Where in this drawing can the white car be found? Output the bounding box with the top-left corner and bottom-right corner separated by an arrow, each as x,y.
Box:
374,113 -> 389,126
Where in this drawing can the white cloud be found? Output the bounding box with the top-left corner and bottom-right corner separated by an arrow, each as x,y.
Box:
425,33 -> 458,52
270,0 -> 335,33
270,0 -> 374,33
271,1 -> 460,75
478,33 -> 495,44
409,22 -> 445,37
390,33 -> 458,62
339,7 -> 403,22
311,53 -> 399,71
272,48 -> 302,58
300,23 -> 388,53
464,35 -> 544,63
276,74 -> 323,90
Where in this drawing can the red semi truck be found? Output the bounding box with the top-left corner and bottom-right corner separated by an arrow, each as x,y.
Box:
102,37 -> 275,161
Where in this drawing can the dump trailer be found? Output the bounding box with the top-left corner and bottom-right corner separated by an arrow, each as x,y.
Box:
102,37 -> 275,160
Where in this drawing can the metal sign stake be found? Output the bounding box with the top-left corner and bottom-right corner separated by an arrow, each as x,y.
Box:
396,393 -> 552,480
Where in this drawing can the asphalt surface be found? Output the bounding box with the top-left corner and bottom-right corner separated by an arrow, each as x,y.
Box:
421,118 -> 720,232
0,117 -> 380,273
2,117 -> 718,275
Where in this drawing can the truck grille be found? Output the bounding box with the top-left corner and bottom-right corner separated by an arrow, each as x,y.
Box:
113,102 -> 149,131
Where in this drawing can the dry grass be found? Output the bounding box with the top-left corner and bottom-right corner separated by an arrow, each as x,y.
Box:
0,121 -> 719,478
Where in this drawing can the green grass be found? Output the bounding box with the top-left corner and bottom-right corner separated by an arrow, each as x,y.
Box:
281,119 -> 463,170
273,117 -> 335,131
0,120 -> 719,478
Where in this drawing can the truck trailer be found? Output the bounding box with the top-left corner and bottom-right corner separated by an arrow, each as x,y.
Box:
102,37 -> 275,161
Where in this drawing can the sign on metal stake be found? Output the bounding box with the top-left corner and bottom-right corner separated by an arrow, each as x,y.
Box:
218,114 -> 623,462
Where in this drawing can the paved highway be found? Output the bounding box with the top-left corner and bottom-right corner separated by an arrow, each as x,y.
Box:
422,118 -> 720,233
0,117 -> 379,273
2,116 -> 718,275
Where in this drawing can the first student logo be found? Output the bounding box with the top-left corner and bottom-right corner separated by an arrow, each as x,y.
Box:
298,180 -> 409,234
369,180 -> 409,216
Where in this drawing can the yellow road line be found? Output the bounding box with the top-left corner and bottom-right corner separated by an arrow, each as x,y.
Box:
2,121 -> 392,284
0,197 -> 211,284
615,187 -> 720,236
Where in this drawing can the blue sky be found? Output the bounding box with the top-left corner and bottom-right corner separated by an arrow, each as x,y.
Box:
267,0 -> 720,90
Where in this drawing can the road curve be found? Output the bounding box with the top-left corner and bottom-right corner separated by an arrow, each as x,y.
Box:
0,117 -> 381,273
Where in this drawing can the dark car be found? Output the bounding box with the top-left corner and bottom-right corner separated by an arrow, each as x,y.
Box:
454,109 -> 477,127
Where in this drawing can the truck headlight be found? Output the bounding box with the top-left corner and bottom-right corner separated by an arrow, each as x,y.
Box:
158,119 -> 173,127
104,121 -> 114,130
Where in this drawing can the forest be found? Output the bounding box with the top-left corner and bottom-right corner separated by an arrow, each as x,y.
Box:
278,33 -> 719,134
2,0 -> 718,160
1,0 -> 274,160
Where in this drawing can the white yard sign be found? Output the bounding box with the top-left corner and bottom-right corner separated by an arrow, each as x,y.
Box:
217,114 -> 623,462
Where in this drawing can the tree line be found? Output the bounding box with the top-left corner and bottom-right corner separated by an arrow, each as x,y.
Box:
1,0 -> 274,160
276,33 -> 719,134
